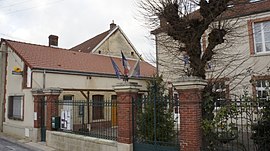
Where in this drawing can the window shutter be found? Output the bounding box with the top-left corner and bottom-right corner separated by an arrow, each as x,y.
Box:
8,96 -> 13,118
13,96 -> 22,119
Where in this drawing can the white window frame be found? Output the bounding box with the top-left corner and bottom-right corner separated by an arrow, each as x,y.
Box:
212,80 -> 227,108
256,80 -> 269,99
26,67 -> 32,87
253,21 -> 270,54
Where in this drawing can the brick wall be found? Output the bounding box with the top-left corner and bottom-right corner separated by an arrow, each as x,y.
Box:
116,92 -> 137,144
178,88 -> 203,151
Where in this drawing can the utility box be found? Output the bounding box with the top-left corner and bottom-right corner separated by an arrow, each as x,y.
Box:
51,116 -> 60,130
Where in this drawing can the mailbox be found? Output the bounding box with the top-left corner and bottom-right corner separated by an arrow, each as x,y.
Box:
51,116 -> 60,130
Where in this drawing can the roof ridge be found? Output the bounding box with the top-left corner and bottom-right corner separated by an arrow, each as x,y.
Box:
4,38 -> 67,51
2,38 -> 142,61
69,29 -> 111,50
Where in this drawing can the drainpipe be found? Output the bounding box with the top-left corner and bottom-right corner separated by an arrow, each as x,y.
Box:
155,35 -> 159,76
43,70 -> 46,89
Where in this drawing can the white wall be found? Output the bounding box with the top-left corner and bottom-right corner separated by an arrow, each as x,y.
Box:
4,47 -> 35,139
3,47 -> 149,141
94,29 -> 139,59
156,10 -> 270,97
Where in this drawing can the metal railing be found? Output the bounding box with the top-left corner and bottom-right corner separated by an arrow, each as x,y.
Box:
203,97 -> 270,151
44,99 -> 117,141
133,96 -> 180,151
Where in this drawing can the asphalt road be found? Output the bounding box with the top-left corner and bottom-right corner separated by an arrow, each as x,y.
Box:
0,137 -> 37,151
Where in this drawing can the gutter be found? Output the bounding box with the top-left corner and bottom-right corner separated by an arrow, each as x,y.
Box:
31,68 -> 152,80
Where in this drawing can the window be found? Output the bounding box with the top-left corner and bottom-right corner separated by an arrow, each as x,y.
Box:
211,80 -> 228,107
253,21 -> 270,53
111,95 -> 117,101
8,96 -> 24,120
256,80 -> 270,99
63,95 -> 73,101
92,95 -> 104,120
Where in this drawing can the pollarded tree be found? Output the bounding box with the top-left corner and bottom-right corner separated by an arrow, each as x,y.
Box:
137,1 -> 262,149
138,0 -> 246,79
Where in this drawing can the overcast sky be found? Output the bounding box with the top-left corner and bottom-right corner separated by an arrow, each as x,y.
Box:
0,0 -> 156,62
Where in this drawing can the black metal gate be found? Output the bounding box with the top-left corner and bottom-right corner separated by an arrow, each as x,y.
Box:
132,96 -> 180,151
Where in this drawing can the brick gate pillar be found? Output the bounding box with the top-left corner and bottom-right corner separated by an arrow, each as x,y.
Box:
173,77 -> 207,151
43,88 -> 61,131
113,82 -> 141,151
32,92 -> 44,128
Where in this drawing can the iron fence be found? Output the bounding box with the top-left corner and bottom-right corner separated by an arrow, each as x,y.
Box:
42,99 -> 117,141
133,96 -> 180,151
203,97 -> 270,151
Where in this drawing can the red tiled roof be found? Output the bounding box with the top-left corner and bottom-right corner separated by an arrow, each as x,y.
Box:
195,0 -> 270,20
153,0 -> 270,34
69,30 -> 110,53
4,39 -> 155,77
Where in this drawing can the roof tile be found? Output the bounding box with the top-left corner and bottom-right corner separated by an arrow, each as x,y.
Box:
5,39 -> 155,77
69,30 -> 110,53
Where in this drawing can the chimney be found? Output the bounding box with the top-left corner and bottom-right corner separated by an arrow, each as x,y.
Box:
110,20 -> 116,30
48,35 -> 58,47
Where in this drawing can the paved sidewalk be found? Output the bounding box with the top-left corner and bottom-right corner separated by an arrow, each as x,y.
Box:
0,132 -> 56,151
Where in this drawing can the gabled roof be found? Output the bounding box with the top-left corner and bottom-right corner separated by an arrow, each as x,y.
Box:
3,39 -> 155,78
69,24 -> 143,60
69,30 -> 111,53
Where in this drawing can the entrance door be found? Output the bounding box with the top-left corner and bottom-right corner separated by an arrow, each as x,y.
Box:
92,95 -> 104,120
61,95 -> 73,130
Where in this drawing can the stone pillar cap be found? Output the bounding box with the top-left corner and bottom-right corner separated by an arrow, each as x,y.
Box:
173,76 -> 207,90
32,87 -> 62,95
113,82 -> 141,93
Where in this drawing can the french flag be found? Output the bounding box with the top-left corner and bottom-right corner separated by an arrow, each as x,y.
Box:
110,57 -> 121,79
129,59 -> 140,78
121,51 -> 130,75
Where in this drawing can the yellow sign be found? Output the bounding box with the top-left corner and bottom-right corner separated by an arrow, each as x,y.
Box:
12,66 -> 23,75
13,67 -> 22,72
